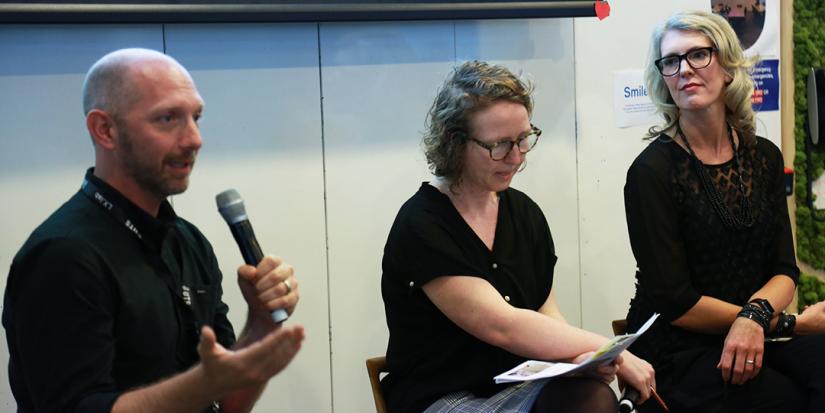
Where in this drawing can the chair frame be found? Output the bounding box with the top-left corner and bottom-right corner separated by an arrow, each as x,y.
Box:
612,319 -> 628,336
366,356 -> 389,413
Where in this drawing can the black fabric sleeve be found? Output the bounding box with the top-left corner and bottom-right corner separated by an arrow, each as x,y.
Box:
8,238 -> 121,413
764,140 -> 800,283
393,207 -> 485,288
624,157 -> 702,322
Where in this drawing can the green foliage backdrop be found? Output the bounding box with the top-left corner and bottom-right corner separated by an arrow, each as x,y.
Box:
798,274 -> 825,308
794,0 -> 825,270
794,0 -> 825,309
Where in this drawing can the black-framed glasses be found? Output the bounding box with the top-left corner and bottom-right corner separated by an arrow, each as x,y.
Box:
469,124 -> 541,161
654,47 -> 716,77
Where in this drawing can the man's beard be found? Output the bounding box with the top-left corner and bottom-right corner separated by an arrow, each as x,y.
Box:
118,128 -> 193,199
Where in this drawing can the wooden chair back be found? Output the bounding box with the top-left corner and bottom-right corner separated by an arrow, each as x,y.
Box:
366,356 -> 389,413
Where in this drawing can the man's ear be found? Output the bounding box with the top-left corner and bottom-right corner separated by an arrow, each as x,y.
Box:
86,109 -> 118,150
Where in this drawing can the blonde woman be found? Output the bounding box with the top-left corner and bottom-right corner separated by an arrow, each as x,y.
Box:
623,11 -> 825,413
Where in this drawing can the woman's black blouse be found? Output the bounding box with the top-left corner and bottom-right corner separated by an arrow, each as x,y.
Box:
381,183 -> 557,413
624,134 -> 798,366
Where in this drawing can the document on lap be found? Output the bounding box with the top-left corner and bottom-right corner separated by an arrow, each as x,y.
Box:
494,313 -> 660,384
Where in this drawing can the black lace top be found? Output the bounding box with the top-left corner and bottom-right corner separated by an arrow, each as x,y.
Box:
623,134 -> 798,366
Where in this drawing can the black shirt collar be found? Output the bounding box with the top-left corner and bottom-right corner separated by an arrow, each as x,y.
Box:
83,167 -> 179,248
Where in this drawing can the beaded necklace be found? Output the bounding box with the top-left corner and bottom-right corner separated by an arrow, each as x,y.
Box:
677,122 -> 754,229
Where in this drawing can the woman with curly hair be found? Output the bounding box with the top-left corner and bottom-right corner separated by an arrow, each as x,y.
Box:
380,60 -> 655,413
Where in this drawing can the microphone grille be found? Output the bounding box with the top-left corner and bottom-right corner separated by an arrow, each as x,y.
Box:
215,189 -> 247,224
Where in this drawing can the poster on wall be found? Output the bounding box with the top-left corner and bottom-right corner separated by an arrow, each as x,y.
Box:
712,0 -> 779,112
613,70 -> 659,128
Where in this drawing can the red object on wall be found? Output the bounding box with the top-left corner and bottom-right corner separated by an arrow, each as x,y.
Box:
595,1 -> 610,20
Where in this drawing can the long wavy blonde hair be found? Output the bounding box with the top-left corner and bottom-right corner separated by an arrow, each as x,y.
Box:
644,11 -> 758,144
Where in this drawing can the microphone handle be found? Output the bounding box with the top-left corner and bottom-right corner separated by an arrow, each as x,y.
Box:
230,220 -> 290,323
230,220 -> 264,265
619,386 -> 640,413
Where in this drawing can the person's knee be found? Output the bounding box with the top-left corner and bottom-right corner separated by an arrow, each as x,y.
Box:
572,379 -> 617,413
775,376 -> 806,413
735,369 -> 805,413
532,378 -> 616,413
589,381 -> 619,410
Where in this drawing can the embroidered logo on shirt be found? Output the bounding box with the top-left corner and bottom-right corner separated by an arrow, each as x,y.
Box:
93,192 -> 113,211
182,285 -> 192,306
124,219 -> 142,239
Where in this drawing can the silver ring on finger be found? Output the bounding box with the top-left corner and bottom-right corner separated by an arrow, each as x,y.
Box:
283,279 -> 292,294
745,359 -> 755,365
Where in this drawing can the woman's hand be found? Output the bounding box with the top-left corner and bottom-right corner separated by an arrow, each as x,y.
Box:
796,300 -> 825,335
616,351 -> 655,403
717,316 -> 764,385
571,351 -> 619,385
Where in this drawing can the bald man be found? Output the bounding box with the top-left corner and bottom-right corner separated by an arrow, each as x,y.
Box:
2,48 -> 304,413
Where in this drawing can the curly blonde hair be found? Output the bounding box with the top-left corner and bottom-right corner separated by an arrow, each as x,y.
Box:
422,61 -> 533,189
644,11 -> 758,144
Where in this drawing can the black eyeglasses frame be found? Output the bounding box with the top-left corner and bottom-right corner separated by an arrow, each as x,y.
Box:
468,124 -> 542,161
654,47 -> 717,77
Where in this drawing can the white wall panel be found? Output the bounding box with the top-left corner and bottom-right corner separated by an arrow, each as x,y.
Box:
320,21 -> 455,413
163,23 -> 331,413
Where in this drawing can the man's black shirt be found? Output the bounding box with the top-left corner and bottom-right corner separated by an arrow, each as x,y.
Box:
2,168 -> 235,412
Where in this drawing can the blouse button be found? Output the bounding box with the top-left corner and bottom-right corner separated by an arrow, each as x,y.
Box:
409,281 -> 414,287
504,295 -> 511,302
492,263 -> 498,269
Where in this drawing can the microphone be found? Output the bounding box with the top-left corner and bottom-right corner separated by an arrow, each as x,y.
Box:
216,189 -> 289,323
619,386 -> 640,413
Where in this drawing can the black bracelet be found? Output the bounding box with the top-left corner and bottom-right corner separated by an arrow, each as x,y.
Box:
738,303 -> 771,333
772,312 -> 796,337
742,302 -> 771,323
749,298 -> 775,318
